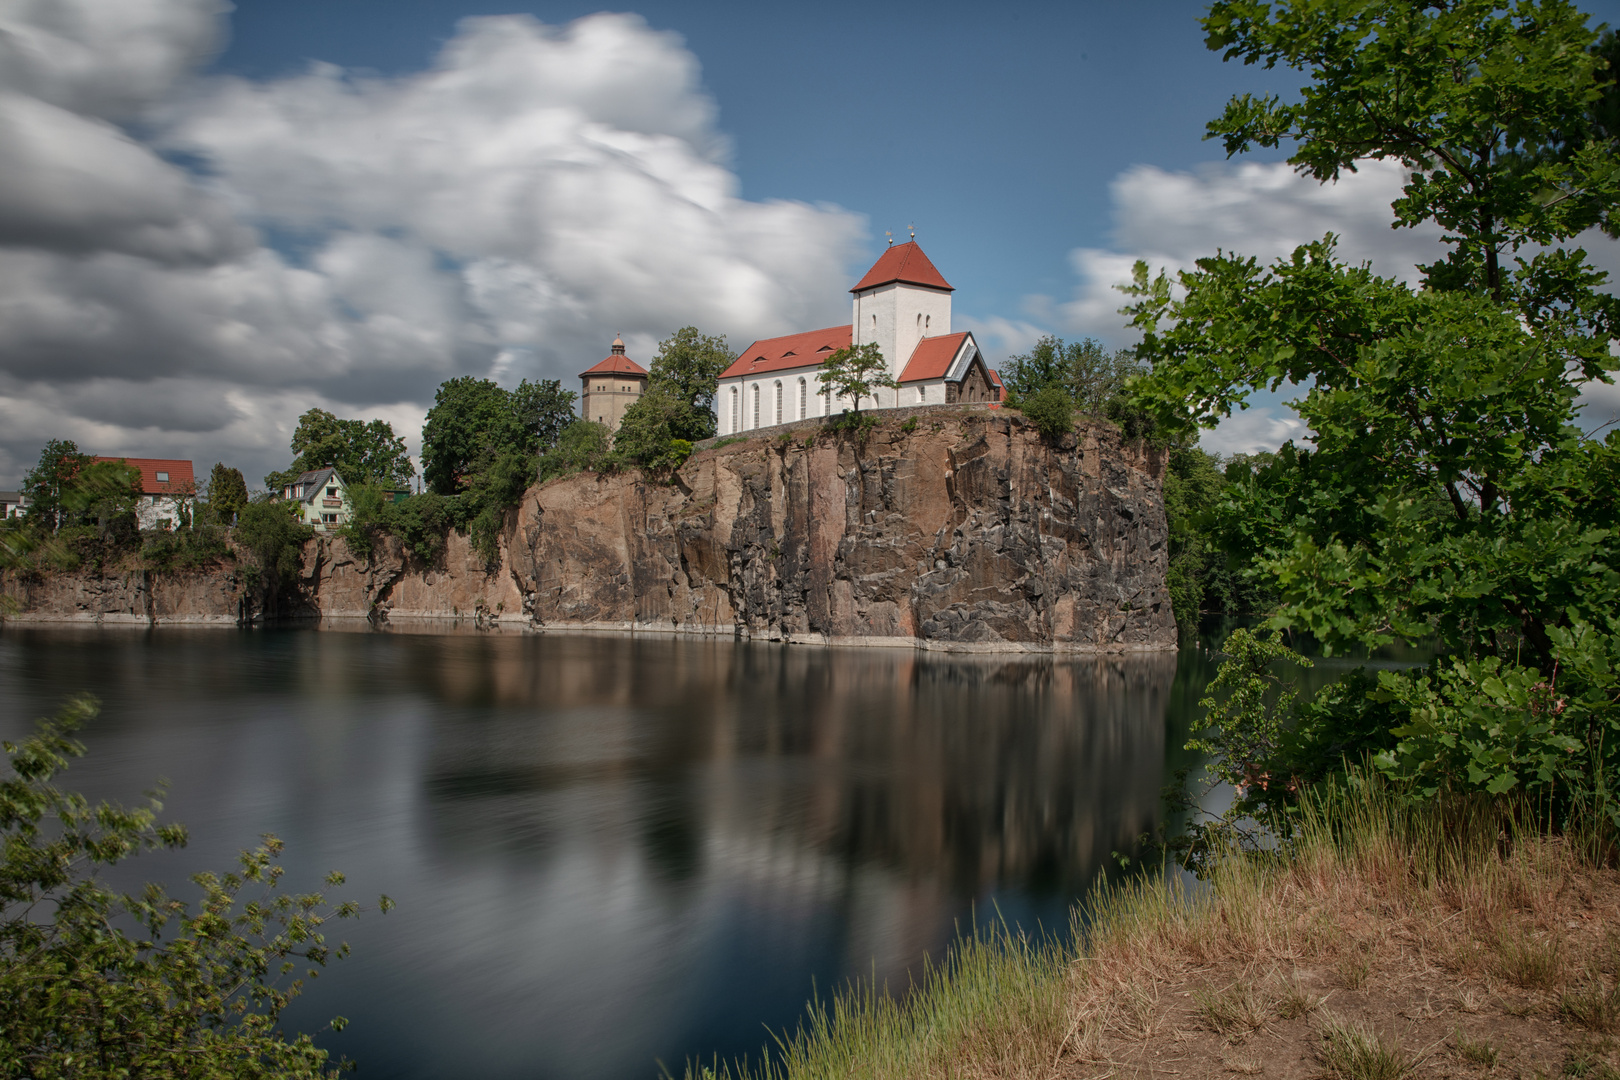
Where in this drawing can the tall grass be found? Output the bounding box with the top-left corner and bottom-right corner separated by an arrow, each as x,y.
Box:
683,768 -> 1613,1080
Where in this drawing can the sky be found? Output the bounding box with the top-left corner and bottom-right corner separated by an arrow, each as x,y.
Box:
1,0 -> 1618,488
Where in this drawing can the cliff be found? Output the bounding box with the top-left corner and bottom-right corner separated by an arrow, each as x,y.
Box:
2,410 -> 1177,652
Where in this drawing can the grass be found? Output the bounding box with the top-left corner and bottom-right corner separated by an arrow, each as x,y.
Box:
1316,1015 -> 1413,1079
681,768 -> 1620,1080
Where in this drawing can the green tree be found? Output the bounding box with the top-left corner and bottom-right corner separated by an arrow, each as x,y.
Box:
207,463 -> 250,524
235,499 -> 312,615
20,440 -> 90,533
66,460 -> 144,546
1015,386 -> 1076,442
817,343 -> 898,416
612,388 -> 694,476
1134,0 -> 1620,819
421,379 -> 517,496
537,421 -> 613,483
509,379 -> 579,455
0,696 -> 389,1078
265,410 -> 414,492
646,326 -> 732,441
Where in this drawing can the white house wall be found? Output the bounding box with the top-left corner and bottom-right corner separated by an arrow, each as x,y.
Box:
718,368 -> 851,435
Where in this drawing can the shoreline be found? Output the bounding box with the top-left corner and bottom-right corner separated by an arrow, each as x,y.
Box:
0,610 -> 1178,653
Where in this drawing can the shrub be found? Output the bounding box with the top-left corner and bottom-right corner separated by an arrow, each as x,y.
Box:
1016,386 -> 1075,441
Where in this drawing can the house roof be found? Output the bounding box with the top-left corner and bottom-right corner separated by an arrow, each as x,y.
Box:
93,457 -> 195,495
580,336 -> 649,379
0,491 -> 20,502
987,368 -> 1003,389
721,324 -> 852,379
850,241 -> 953,294
898,332 -> 973,383
285,467 -> 344,504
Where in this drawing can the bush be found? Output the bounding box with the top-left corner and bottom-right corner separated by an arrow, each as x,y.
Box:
140,525 -> 231,571
1016,386 -> 1075,441
538,421 -> 613,483
235,499 -> 312,604
0,697 -> 388,1078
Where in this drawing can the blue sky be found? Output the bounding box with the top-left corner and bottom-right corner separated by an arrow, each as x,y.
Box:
0,0 -> 1616,485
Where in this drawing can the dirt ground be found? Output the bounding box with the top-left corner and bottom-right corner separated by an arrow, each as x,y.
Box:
1060,844 -> 1620,1079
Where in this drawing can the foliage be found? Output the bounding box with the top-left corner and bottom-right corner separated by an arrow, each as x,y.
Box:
66,460 -> 144,547
141,524 -> 232,572
0,696 -> 389,1078
265,409 -> 414,492
1000,335 -> 1142,414
1015,386 -> 1076,442
1162,445 -> 1264,639
20,440 -> 90,534
817,343 -> 898,415
421,377 -> 575,496
342,488 -> 449,565
537,421 -> 613,484
235,498 -> 312,604
645,326 -> 732,442
614,387 -> 695,477
206,463 -> 250,524
1132,0 -> 1620,822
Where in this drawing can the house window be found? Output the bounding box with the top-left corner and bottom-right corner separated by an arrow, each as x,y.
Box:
824,389 -> 833,414
151,494 -> 160,504
730,387 -> 739,433
774,381 -> 782,425
327,487 -> 337,498
752,384 -> 760,428
322,513 -> 338,524
798,378 -> 807,419
925,315 -> 931,331
155,471 -> 169,483
919,384 -> 926,403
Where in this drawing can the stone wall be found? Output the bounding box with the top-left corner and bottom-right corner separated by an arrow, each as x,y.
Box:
3,412 -> 1177,652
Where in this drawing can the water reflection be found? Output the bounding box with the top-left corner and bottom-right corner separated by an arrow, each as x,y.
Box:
0,628 -> 1184,1080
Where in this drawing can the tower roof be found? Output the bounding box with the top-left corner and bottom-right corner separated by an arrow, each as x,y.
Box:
579,335 -> 648,379
850,241 -> 953,294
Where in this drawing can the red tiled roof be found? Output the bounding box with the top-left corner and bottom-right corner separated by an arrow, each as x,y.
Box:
93,457 -> 195,494
850,241 -> 953,294
721,324 -> 852,379
898,332 -> 971,383
987,368 -> 1003,388
579,353 -> 649,378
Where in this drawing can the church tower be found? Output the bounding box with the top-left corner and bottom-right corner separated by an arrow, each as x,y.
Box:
578,336 -> 649,433
850,241 -> 954,406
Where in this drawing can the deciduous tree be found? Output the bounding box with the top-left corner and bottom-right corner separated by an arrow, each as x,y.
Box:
817,343 -> 897,416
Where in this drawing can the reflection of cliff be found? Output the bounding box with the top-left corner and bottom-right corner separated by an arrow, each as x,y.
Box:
416,636 -> 1175,981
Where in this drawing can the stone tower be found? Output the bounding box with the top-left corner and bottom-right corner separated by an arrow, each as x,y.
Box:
579,336 -> 649,433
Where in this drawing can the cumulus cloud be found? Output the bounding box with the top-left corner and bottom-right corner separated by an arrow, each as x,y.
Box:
0,3 -> 865,486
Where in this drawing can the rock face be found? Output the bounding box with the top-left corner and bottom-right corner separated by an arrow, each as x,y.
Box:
508,410 -> 1174,651
4,411 -> 1177,652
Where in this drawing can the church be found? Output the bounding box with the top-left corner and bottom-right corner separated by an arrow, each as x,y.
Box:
713,241 -> 999,436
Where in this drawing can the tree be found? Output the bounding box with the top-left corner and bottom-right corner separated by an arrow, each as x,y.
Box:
817,343 -> 898,415
20,440 -> 90,533
613,388 -> 694,476
207,463 -> 250,524
235,498 -> 313,615
0,696 -> 389,1078
999,335 -> 1141,414
1016,386 -> 1076,442
1131,0 -> 1620,817
266,410 -> 414,493
646,326 -> 732,441
537,421 -> 613,483
509,379 -> 579,455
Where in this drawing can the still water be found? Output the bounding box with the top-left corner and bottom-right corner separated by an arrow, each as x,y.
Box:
0,626 -> 1217,1079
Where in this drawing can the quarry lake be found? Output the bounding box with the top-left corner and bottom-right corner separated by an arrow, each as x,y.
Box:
0,626 -> 1217,1080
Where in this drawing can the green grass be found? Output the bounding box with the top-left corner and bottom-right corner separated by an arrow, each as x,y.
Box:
1317,1015 -> 1414,1079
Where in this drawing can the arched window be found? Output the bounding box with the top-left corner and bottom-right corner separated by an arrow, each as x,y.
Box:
925,314 -> 931,331
872,314 -> 877,332
916,313 -> 922,332
918,383 -> 926,403
825,389 -> 833,414
730,386 -> 739,434
798,378 -> 807,419
774,381 -> 783,425
752,383 -> 760,429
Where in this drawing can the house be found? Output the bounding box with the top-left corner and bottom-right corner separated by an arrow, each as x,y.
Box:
94,457 -> 195,530
579,336 -> 649,433
281,467 -> 352,531
714,240 -> 1000,436
0,491 -> 24,519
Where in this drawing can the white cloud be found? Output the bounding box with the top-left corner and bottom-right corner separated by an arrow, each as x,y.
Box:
0,4 -> 865,486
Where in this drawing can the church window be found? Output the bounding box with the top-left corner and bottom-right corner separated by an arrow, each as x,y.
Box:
918,384 -> 926,403
925,315 -> 931,331
752,384 -> 760,428
774,381 -> 783,424
798,378 -> 807,419
730,387 -> 739,433
825,389 -> 833,414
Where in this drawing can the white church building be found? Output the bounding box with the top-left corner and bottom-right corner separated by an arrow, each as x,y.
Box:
715,241 -> 1000,436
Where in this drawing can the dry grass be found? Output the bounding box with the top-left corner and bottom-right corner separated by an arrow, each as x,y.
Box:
683,770 -> 1620,1080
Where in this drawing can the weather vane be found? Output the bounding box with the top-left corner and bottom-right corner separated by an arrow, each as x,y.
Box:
908,223 -> 915,240
885,230 -> 893,246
